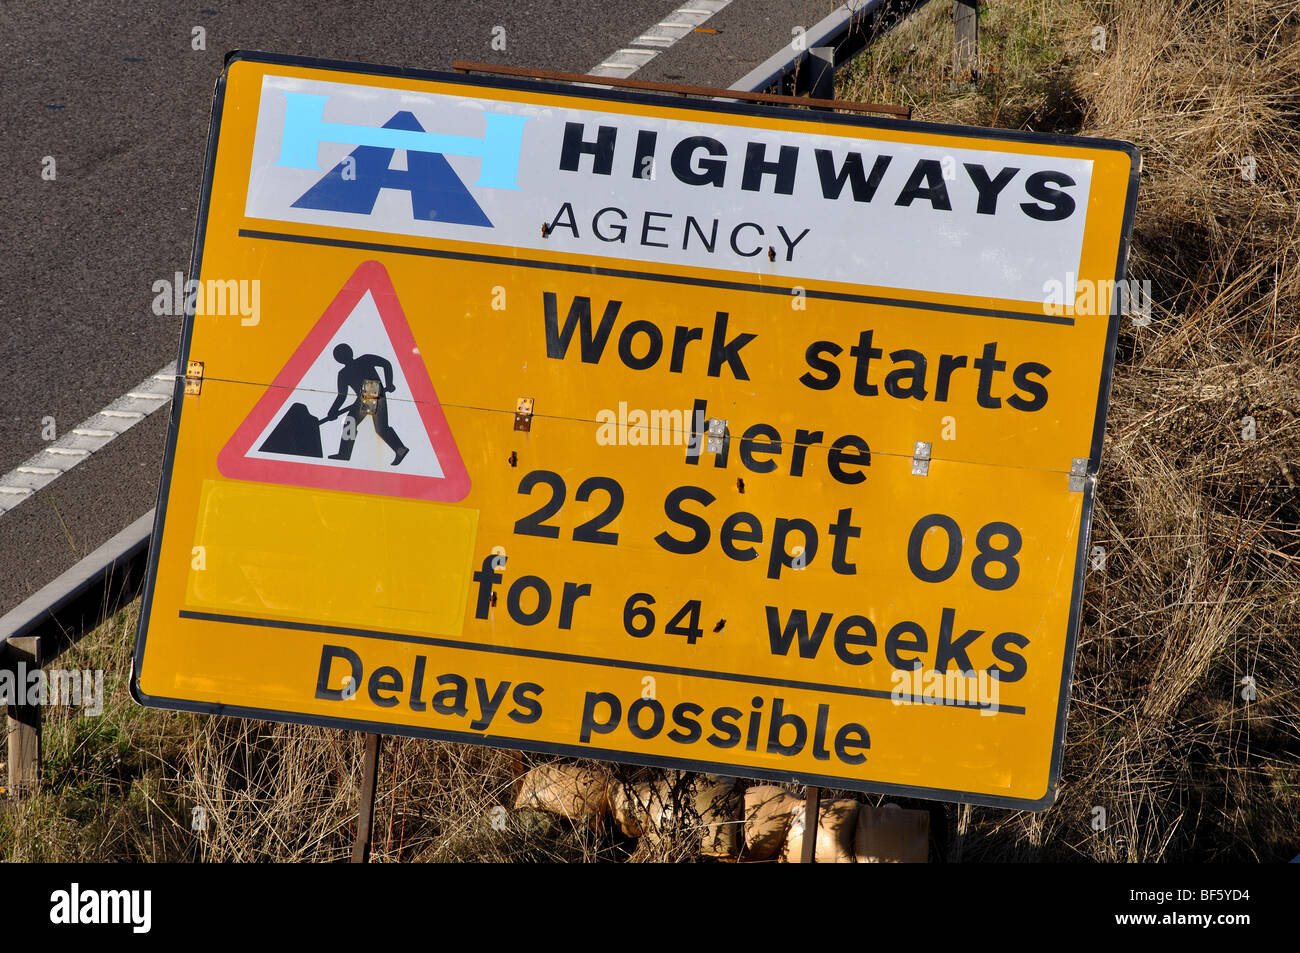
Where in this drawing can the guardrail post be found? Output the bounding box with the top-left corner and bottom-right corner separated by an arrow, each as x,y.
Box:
809,46 -> 835,107
954,0 -> 979,83
3,636 -> 42,798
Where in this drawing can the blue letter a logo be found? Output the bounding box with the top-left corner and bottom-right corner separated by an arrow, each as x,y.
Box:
291,111 -> 492,228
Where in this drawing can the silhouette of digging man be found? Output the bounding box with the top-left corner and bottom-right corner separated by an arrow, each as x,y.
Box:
321,343 -> 409,466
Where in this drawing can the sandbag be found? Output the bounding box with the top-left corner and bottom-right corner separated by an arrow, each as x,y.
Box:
609,781 -> 665,838
610,773 -> 741,857
692,775 -> 742,858
782,797 -> 859,863
513,763 -> 610,828
854,803 -> 930,863
742,785 -> 800,860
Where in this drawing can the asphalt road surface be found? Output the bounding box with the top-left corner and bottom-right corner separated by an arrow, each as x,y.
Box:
0,0 -> 857,614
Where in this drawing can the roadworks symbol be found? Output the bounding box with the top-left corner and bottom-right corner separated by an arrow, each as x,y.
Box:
217,260 -> 470,501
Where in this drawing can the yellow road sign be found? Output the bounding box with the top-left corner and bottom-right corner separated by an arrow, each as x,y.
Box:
133,51 -> 1139,809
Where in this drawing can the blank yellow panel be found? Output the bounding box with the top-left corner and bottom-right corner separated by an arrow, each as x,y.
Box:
187,479 -> 478,636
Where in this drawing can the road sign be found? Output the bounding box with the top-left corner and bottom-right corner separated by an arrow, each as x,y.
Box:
133,51 -> 1139,809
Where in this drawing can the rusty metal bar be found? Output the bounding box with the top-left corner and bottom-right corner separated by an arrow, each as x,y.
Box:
452,61 -> 910,119
351,732 -> 383,863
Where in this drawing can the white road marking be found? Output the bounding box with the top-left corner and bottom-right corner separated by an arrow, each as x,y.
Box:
0,361 -> 177,515
589,0 -> 733,77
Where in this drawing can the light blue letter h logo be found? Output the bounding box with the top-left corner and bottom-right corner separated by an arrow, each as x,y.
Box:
275,92 -> 526,189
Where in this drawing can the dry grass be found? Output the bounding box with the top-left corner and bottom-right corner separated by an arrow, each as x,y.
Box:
845,0 -> 1300,862
0,604 -> 635,862
3,0 -> 1298,863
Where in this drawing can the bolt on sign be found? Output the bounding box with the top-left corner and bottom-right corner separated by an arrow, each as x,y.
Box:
133,50 -> 1139,809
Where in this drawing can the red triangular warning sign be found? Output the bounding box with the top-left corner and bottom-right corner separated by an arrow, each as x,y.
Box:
217,260 -> 471,502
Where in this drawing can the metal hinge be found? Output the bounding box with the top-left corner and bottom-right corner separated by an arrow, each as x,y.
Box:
514,397 -> 534,432
705,418 -> 728,454
184,360 -> 205,396
911,441 -> 931,476
1068,457 -> 1088,492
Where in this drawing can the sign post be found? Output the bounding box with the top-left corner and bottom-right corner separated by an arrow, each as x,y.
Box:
133,51 -> 1139,812
351,731 -> 382,863
801,786 -> 820,863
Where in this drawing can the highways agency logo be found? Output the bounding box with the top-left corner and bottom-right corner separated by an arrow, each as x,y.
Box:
274,92 -> 527,228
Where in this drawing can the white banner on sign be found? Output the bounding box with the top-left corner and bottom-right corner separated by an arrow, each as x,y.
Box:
245,74 -> 1093,304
